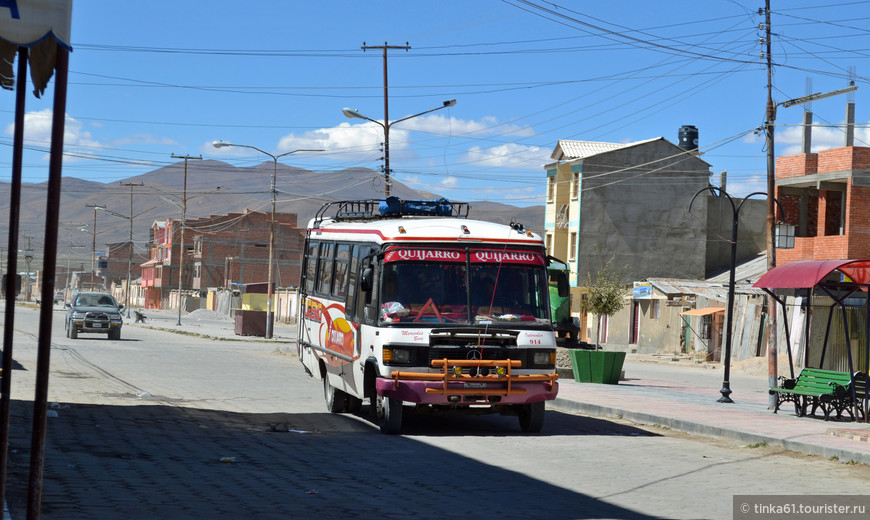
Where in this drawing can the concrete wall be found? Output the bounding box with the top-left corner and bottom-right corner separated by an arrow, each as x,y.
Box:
577,140 -> 711,283
704,196 -> 767,277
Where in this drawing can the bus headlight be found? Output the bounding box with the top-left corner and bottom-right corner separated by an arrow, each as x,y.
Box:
533,351 -> 555,367
384,347 -> 411,365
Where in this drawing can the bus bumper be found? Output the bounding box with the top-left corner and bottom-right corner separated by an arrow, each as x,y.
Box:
377,360 -> 559,405
376,378 -> 559,405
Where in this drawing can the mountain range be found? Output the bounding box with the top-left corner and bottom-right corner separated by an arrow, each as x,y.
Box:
0,160 -> 544,271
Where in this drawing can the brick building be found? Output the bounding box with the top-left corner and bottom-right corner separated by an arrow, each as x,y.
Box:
139,211 -> 304,310
775,146 -> 870,263
190,210 -> 305,290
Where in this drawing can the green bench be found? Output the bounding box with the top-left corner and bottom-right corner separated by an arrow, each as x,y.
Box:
769,368 -> 856,421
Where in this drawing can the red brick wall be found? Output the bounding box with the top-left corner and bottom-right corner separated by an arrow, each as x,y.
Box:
846,182 -> 870,258
776,153 -> 817,178
818,146 -> 870,173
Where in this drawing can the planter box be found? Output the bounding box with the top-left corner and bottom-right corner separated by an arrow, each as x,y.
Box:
569,350 -> 626,384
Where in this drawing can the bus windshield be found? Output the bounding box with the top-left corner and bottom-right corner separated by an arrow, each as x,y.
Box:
379,251 -> 550,326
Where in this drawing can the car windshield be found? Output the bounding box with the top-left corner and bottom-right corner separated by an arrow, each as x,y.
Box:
76,294 -> 116,308
378,249 -> 550,326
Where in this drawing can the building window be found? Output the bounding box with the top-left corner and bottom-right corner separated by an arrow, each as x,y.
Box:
545,233 -> 553,256
547,176 -> 555,202
571,171 -> 580,199
569,232 -> 577,260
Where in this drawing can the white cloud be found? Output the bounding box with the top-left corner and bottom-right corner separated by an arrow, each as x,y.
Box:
4,109 -> 101,150
272,114 -> 537,162
440,175 -> 459,188
465,143 -> 548,169
113,134 -> 177,146
777,119 -> 870,155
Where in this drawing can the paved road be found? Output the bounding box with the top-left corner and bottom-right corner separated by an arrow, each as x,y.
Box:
3,306 -> 869,520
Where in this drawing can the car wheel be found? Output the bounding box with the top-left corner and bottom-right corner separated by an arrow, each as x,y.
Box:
346,395 -> 363,414
65,320 -> 70,338
323,375 -> 347,413
518,401 -> 545,433
375,394 -> 403,434
69,326 -> 78,339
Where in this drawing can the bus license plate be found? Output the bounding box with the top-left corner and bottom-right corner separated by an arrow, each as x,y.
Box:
465,382 -> 487,389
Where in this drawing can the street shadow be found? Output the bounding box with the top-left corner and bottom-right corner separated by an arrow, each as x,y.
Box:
361,406 -> 660,438
5,399 -> 665,520
0,357 -> 25,370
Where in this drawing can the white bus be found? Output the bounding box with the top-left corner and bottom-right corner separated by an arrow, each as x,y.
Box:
297,198 -> 560,434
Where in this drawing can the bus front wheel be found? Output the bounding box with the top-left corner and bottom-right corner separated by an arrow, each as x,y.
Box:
518,401 -> 545,433
375,394 -> 403,434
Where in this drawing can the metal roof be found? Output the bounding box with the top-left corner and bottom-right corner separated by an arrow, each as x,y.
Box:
706,253 -> 769,285
753,259 -> 870,289
648,277 -> 765,304
550,138 -> 661,161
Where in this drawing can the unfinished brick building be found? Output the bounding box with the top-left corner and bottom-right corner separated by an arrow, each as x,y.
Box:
140,210 -> 304,309
776,145 -> 870,263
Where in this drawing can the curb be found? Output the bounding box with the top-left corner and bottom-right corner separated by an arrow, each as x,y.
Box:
549,397 -> 870,465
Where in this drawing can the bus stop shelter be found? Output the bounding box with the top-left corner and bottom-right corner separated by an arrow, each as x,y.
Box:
753,259 -> 870,422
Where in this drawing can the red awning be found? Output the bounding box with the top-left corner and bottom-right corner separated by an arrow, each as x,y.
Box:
753,259 -> 870,289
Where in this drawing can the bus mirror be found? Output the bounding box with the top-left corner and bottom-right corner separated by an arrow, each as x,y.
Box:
557,272 -> 569,297
361,267 -> 373,292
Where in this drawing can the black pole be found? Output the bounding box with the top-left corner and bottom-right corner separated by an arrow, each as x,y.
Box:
689,187 -> 767,403
0,45 -> 28,516
717,200 -> 739,403
27,45 -> 69,520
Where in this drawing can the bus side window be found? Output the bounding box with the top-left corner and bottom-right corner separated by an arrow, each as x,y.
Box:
304,240 -> 319,294
332,243 -> 350,300
352,245 -> 372,324
363,264 -> 380,325
346,245 -> 359,320
317,242 -> 334,295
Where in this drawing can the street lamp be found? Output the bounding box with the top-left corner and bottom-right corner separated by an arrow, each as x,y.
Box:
689,188 -> 785,403
342,99 -> 457,197
96,207 -> 135,318
212,141 -> 323,339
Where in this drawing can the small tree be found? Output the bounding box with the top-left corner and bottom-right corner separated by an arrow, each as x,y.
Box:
583,252 -> 629,348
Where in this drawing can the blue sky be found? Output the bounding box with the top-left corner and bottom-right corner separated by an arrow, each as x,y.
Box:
2,0 -> 869,206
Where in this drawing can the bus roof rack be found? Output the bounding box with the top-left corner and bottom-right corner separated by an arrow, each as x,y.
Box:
315,197 -> 471,224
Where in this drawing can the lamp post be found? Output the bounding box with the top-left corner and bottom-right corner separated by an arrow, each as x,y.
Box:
170,155 -> 202,326
342,99 -> 456,197
212,142 -> 323,339
96,207 -> 136,318
690,188 -> 779,403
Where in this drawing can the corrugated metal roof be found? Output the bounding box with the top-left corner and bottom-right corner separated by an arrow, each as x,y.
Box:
551,138 -> 662,161
706,253 -> 770,285
647,277 -> 765,304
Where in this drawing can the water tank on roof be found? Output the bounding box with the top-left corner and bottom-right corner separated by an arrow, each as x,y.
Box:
678,125 -> 699,151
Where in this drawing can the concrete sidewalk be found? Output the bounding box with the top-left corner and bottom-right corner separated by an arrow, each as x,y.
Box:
553,359 -> 870,465
132,308 -> 870,464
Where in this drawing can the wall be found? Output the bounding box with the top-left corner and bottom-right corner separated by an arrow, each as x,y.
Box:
577,140 -> 711,283
704,195 -> 767,277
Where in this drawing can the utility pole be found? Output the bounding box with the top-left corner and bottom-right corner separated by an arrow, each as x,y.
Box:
171,154 -> 202,326
85,203 -> 106,290
120,182 -> 143,318
23,235 -> 33,301
763,0 -> 779,409
362,41 -> 410,197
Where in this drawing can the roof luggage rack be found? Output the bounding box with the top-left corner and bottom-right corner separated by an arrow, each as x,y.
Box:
314,197 -> 470,225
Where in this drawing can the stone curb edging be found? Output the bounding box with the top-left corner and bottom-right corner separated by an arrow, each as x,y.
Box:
549,397 -> 870,465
